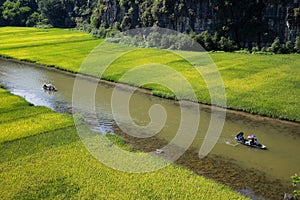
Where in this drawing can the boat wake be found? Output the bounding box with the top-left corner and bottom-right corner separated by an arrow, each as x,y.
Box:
225,141 -> 239,147
222,137 -> 239,147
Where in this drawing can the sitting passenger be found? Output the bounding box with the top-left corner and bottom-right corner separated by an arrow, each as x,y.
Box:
236,132 -> 245,141
254,138 -> 259,145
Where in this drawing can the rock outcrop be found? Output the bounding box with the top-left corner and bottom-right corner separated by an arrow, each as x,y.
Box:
91,0 -> 300,46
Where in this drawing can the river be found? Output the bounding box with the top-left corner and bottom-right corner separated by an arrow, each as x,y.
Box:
0,58 -> 299,199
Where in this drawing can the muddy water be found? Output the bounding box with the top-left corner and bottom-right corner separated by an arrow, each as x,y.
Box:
0,59 -> 299,199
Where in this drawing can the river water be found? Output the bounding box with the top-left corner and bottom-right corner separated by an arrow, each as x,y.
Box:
0,58 -> 299,199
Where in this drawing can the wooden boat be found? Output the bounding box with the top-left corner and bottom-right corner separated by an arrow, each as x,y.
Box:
43,84 -> 57,91
235,137 -> 267,149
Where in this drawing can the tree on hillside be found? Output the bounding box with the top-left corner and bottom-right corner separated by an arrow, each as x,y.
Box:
212,0 -> 267,46
0,8 -> 3,26
284,40 -> 294,53
1,0 -> 31,26
26,11 -> 41,26
38,0 -> 86,27
218,36 -> 235,51
295,36 -> 300,53
38,0 -> 70,27
269,37 -> 283,54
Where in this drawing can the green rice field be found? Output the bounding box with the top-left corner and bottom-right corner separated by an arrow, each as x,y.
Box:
0,27 -> 299,122
0,87 -> 247,199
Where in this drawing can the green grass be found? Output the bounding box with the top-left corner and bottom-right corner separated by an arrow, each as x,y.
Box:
0,27 -> 103,71
0,88 -> 247,199
0,27 -> 299,122
211,52 -> 300,120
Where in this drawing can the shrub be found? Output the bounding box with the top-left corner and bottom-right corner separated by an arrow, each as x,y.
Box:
295,36 -> 300,53
261,46 -> 268,52
218,36 -> 235,52
26,12 -> 41,27
269,37 -> 283,54
282,40 -> 295,54
176,35 -> 195,50
147,31 -> 161,48
251,46 -> 260,52
199,31 -> 214,51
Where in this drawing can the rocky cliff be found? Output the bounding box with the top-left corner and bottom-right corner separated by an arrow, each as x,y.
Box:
90,0 -> 300,47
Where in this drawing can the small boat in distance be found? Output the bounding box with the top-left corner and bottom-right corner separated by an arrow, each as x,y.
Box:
43,83 -> 57,91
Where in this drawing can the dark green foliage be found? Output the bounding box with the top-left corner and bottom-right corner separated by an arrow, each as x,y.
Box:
0,0 -> 39,26
90,25 -> 120,38
1,0 -> 32,26
269,37 -> 283,54
3,0 -> 87,27
37,0 -> 86,28
218,36 -> 236,52
284,40 -> 294,54
191,31 -> 236,52
26,11 -> 41,26
251,46 -> 260,52
295,36 -> 300,53
196,31 -> 215,51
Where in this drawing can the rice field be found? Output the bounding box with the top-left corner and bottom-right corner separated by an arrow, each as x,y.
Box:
0,27 -> 103,71
0,87 -> 247,199
211,52 -> 300,121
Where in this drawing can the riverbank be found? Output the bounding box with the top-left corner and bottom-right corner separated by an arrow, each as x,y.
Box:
0,27 -> 299,122
0,86 -> 247,199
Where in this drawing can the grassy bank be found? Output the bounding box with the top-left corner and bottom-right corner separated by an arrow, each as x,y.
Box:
0,87 -> 247,199
0,27 -> 299,122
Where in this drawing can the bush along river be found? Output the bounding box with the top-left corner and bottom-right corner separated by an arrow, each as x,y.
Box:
0,58 -> 299,199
